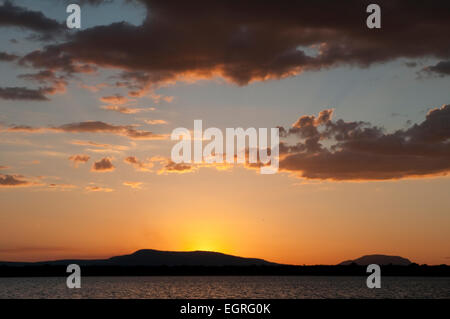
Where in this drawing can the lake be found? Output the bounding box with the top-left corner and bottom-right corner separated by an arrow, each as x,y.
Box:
0,276 -> 448,298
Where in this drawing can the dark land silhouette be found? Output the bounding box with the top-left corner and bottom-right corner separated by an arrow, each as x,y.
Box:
339,255 -> 412,266
0,249 -> 277,267
0,249 -> 448,277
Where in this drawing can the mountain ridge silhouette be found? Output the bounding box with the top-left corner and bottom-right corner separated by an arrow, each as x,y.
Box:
0,249 -> 279,267
2,250 -> 448,277
0,250 -> 417,267
338,254 -> 412,266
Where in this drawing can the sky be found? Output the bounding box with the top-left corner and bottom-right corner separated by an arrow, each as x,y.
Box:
0,0 -> 449,265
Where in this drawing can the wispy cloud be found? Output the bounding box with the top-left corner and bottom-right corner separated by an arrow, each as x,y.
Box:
123,181 -> 143,189
124,156 -> 153,172
144,119 -> 168,125
85,185 -> 114,193
0,174 -> 36,188
4,121 -> 166,140
68,154 -> 90,167
101,105 -> 155,114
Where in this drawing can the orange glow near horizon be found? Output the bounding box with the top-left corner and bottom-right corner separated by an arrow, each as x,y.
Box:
1,171 -> 450,266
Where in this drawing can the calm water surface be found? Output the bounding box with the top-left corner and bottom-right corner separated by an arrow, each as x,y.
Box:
0,276 -> 448,299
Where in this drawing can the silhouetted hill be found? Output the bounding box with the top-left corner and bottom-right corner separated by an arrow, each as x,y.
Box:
1,250 -> 449,277
339,254 -> 412,266
107,249 -> 277,266
0,249 -> 278,267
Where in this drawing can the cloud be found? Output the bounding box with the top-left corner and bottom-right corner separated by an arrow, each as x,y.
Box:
3,68 -> 82,100
3,70 -> 77,101
0,1 -> 64,39
4,121 -> 165,140
70,140 -> 130,152
0,51 -> 19,62
124,156 -> 153,171
46,183 -> 77,191
150,156 -> 232,175
18,70 -> 68,95
16,0 -> 450,96
144,119 -> 168,125
0,174 -> 33,187
99,95 -> 157,114
59,0 -> 113,5
85,185 -> 114,192
123,181 -> 143,189
100,94 -> 130,105
54,121 -> 165,140
113,71 -> 177,99
0,87 -> 49,101
101,105 -> 155,114
19,46 -> 97,74
2,125 -> 45,133
158,160 -> 195,174
91,157 -> 115,172
278,105 -> 450,181
68,154 -> 90,167
421,60 -> 450,77
111,102 -> 449,181
405,62 -> 418,68
79,82 -> 108,92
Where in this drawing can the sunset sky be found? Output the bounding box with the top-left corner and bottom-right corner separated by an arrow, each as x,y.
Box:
1,0 -> 449,265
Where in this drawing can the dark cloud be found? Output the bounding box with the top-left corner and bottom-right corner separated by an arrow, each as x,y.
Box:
406,105 -> 450,143
54,121 -> 165,140
18,70 -> 68,95
0,87 -> 49,101
0,174 -> 33,187
421,60 -> 450,77
91,157 -> 115,172
46,183 -> 77,190
0,71 -> 67,99
5,121 -> 165,140
124,156 -> 153,171
3,125 -> 44,132
69,154 -> 90,167
18,0 -> 450,94
0,51 -> 19,62
124,156 -> 139,165
85,185 -> 114,192
287,109 -> 334,152
59,0 -> 115,5
19,46 -> 97,74
279,105 -> 450,180
57,121 -> 126,133
159,160 -> 194,174
404,62 -> 418,68
0,1 -> 64,39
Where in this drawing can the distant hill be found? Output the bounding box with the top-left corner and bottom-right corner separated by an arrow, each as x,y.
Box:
0,249 -> 278,267
107,249 -> 278,266
2,250 -> 449,277
0,251 -> 416,268
339,254 -> 412,266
